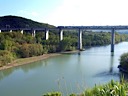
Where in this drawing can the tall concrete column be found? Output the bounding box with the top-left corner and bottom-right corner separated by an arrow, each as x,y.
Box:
45,29 -> 49,40
111,28 -> 115,52
21,30 -> 24,34
59,29 -> 63,41
32,30 -> 36,37
78,28 -> 82,50
10,30 -> 12,32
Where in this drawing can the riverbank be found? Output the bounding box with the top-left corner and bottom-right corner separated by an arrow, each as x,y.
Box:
0,50 -> 79,71
0,53 -> 61,71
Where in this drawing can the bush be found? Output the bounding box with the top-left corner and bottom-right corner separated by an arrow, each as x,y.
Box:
0,50 -> 14,66
83,80 -> 127,96
19,44 -> 43,58
43,92 -> 62,96
120,53 -> 128,69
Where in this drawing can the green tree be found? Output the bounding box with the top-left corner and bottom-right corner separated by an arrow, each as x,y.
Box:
0,50 -> 14,66
60,37 -> 73,51
0,39 -> 15,51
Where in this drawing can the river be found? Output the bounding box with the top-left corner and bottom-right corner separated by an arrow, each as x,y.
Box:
0,42 -> 128,96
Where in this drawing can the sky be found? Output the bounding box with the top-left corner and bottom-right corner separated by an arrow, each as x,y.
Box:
0,0 -> 128,26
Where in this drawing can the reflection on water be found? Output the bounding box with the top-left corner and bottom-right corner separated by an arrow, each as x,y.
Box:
110,53 -> 114,73
0,59 -> 50,80
94,53 -> 119,77
0,68 -> 14,80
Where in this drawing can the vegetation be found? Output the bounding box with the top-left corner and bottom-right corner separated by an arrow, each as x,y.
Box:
82,32 -> 128,46
118,52 -> 128,73
0,15 -> 55,28
43,80 -> 128,96
43,92 -> 62,96
83,80 -> 127,96
120,53 -> 128,68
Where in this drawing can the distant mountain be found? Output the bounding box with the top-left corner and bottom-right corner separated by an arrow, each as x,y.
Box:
89,30 -> 128,34
0,15 -> 55,28
117,30 -> 128,34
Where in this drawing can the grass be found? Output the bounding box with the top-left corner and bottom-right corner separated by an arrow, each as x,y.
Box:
83,80 -> 127,96
43,79 -> 128,96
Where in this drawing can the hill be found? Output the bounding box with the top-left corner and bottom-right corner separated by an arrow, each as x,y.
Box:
0,15 -> 55,28
118,30 -> 128,34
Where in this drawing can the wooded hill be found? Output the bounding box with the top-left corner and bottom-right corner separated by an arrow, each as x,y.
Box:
0,15 -> 55,28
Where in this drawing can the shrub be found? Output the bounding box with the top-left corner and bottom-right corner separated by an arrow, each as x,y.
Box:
19,43 -> 43,58
120,53 -> 128,69
43,92 -> 62,96
83,80 -> 127,96
0,50 -> 14,66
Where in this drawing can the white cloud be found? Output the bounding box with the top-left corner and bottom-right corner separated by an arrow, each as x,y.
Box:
44,0 -> 128,26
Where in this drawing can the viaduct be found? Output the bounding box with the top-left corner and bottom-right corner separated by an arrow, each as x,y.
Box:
0,25 -> 128,52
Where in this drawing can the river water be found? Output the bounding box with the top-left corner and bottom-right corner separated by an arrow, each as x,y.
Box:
0,42 -> 128,96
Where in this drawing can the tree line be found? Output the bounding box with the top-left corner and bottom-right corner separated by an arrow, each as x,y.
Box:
0,31 -> 128,66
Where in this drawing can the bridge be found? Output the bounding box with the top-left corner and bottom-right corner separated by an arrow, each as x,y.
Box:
0,25 -> 128,52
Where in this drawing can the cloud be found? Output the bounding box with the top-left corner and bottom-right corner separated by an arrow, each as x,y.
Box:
45,0 -> 128,26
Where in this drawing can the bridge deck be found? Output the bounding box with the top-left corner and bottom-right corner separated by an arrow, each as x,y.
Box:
1,26 -> 128,30
57,26 -> 128,30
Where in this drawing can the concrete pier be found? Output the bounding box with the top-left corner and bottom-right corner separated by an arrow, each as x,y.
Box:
45,29 -> 49,40
10,30 -> 12,32
59,29 -> 63,41
32,30 -> 36,37
21,30 -> 24,34
78,29 -> 82,50
111,28 -> 115,52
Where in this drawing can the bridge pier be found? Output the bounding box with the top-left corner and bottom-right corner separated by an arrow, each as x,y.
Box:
32,30 -> 36,37
21,30 -> 24,34
45,29 -> 49,40
78,29 -> 82,50
59,29 -> 63,41
111,28 -> 115,52
10,30 -> 12,32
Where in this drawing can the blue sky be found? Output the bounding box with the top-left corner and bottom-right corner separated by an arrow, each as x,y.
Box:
0,0 -> 128,26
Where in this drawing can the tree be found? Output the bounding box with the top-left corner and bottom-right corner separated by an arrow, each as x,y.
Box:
0,50 -> 14,66
0,39 -> 14,51
59,37 -> 73,51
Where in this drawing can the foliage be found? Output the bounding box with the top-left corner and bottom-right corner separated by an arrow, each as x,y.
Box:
43,92 -> 62,96
43,80 -> 128,96
120,53 -> 128,69
0,32 -> 44,66
0,31 -> 128,67
19,43 -> 43,58
0,15 -> 55,28
0,50 -> 14,66
83,80 -> 127,96
59,37 -> 75,51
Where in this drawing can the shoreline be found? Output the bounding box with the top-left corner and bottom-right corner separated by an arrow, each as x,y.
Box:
0,53 -> 61,71
0,50 -> 79,71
